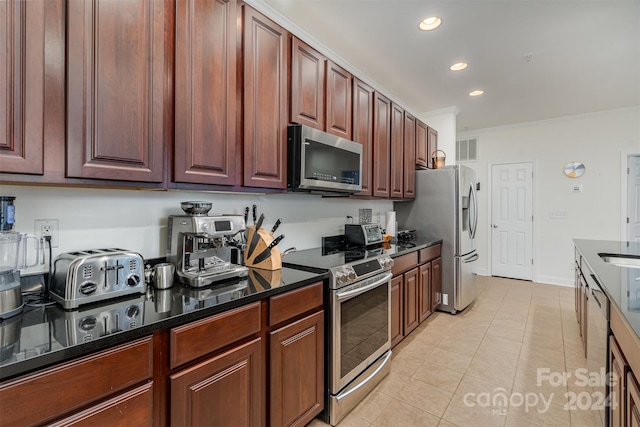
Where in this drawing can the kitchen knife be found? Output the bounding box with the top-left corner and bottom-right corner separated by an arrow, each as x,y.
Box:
252,204 -> 257,225
246,213 -> 265,258
270,219 -> 282,236
252,234 -> 285,265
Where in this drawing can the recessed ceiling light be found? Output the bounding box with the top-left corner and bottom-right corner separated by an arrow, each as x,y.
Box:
469,90 -> 484,97
419,16 -> 442,31
450,62 -> 468,71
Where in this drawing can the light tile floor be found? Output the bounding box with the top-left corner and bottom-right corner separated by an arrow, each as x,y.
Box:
309,275 -> 604,427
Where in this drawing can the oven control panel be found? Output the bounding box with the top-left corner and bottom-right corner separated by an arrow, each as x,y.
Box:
331,255 -> 394,287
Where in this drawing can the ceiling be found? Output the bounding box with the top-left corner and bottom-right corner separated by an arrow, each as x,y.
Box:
258,0 -> 640,132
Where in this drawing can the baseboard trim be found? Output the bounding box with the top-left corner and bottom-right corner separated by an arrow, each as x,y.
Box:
534,275 -> 574,287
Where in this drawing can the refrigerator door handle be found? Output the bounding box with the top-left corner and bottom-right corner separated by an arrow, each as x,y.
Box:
470,181 -> 478,240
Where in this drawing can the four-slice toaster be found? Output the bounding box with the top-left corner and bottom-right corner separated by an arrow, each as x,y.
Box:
50,248 -> 145,309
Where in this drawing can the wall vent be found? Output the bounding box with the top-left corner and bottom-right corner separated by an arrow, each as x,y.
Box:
456,137 -> 478,162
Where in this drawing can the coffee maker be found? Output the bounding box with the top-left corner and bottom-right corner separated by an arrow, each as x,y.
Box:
167,202 -> 247,288
0,197 -> 40,318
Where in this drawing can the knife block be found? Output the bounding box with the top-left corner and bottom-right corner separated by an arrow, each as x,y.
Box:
244,226 -> 282,270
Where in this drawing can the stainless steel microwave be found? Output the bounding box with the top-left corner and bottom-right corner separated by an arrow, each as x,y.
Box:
287,124 -> 362,194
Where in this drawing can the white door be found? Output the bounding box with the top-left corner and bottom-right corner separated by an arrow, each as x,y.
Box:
491,162 -> 533,280
628,155 -> 640,243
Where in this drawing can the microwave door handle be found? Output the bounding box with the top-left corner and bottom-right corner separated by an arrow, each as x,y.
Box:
336,272 -> 393,302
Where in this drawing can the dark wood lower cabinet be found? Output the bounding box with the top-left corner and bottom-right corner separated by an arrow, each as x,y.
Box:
270,310 -> 324,427
418,262 -> 432,322
610,336 -> 628,427
403,267 -> 420,336
431,257 -> 442,312
390,275 -> 403,348
170,337 -> 263,427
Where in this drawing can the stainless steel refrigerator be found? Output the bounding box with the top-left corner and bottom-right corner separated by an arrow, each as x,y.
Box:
395,165 -> 479,314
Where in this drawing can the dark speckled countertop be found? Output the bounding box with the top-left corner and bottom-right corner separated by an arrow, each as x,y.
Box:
0,267 -> 326,381
574,239 -> 640,339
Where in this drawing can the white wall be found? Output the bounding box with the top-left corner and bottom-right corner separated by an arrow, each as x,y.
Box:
458,107 -> 640,286
419,107 -> 459,166
1,185 -> 392,275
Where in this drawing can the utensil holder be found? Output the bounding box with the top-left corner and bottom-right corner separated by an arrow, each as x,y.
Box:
244,226 -> 282,270
431,150 -> 446,169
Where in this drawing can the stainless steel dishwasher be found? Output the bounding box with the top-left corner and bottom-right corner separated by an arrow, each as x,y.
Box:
586,273 -> 609,427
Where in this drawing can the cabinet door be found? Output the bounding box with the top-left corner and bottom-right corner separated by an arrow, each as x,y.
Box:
390,275 -> 404,348
415,120 -> 428,168
431,257 -> 442,312
0,0 -> 45,174
243,6 -> 289,189
174,0 -> 238,185
418,262 -> 432,323
352,78 -> 374,197
291,37 -> 324,130
66,0 -> 169,182
326,60 -> 352,139
427,126 -> 438,167
403,112 -> 416,199
372,92 -> 391,198
389,103 -> 404,199
628,372 -> 640,427
580,276 -> 588,356
403,267 -> 420,335
270,311 -> 324,427
610,336 -> 628,427
170,337 -> 263,427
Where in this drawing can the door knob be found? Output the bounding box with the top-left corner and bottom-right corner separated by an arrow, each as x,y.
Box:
492,224 -> 498,228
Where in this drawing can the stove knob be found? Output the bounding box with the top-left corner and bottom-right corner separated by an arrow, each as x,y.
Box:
335,271 -> 348,285
127,274 -> 141,287
347,270 -> 356,281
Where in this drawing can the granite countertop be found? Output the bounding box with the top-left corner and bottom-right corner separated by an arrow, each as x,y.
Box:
0,267 -> 326,381
385,237 -> 443,257
574,239 -> 640,340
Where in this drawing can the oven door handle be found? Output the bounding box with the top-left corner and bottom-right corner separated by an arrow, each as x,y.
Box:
336,272 -> 392,302
336,351 -> 392,401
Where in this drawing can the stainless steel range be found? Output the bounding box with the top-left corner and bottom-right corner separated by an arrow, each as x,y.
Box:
284,242 -> 394,426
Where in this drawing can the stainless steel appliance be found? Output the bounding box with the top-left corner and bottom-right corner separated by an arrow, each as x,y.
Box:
587,275 -> 609,427
283,244 -> 394,426
287,124 -> 363,194
50,249 -> 145,309
0,196 -> 40,318
51,295 -> 145,345
167,209 -> 247,287
344,223 -> 383,246
396,165 -> 479,314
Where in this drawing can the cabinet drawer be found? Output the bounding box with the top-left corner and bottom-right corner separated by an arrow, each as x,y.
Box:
270,282 -> 323,326
0,336 -> 153,427
419,244 -> 441,264
170,302 -> 261,369
391,252 -> 418,276
48,382 -> 153,427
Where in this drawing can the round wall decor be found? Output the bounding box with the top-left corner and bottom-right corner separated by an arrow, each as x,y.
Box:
564,162 -> 585,178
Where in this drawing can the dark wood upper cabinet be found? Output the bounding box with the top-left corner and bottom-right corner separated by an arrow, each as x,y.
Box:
291,37 -> 325,130
390,103 -> 404,199
403,112 -> 416,199
352,78 -> 374,197
427,126 -> 439,168
372,92 -> 391,198
325,60 -> 352,139
415,119 -> 428,168
243,6 -> 289,189
174,0 -> 238,185
0,0 -> 45,175
66,0 -> 170,182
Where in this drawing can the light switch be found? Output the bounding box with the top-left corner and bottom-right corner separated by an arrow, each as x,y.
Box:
570,184 -> 583,192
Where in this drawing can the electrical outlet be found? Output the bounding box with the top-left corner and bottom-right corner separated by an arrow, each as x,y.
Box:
35,219 -> 59,248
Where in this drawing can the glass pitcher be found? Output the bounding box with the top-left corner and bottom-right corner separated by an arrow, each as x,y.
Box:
0,231 -> 40,274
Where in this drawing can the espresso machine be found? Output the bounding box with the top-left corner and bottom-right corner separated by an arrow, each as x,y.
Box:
167,202 -> 247,287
